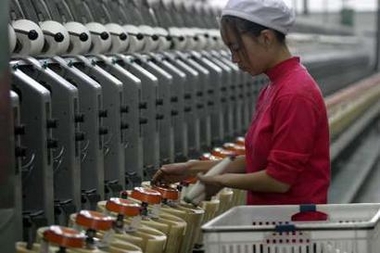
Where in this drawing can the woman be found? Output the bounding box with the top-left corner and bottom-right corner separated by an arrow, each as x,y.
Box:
152,0 -> 330,208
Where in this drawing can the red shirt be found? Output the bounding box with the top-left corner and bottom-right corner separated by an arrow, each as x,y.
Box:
245,57 -> 330,206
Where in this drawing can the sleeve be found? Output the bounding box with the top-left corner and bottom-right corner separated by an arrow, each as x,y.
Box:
265,95 -> 319,185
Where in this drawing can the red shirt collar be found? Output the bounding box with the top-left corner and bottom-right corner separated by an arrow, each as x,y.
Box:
264,56 -> 300,83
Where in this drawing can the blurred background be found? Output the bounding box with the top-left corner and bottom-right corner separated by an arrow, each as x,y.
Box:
211,0 -> 379,68
2,0 -> 380,252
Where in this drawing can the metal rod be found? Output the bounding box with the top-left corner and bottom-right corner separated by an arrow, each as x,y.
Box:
375,0 -> 380,71
0,0 -> 16,251
292,0 -> 297,14
303,0 -> 309,15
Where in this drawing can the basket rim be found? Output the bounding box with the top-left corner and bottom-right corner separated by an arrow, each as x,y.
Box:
202,203 -> 380,233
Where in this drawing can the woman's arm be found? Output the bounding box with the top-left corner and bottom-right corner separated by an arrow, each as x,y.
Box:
152,155 -> 246,185
199,170 -> 290,193
188,155 -> 246,175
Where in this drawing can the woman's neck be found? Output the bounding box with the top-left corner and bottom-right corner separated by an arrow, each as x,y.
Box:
267,45 -> 292,70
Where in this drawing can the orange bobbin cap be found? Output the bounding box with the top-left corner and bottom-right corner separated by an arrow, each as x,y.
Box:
43,226 -> 85,249
211,147 -> 237,158
75,210 -> 114,231
199,153 -> 222,161
181,176 -> 198,185
106,198 -> 141,217
235,136 -> 245,146
223,142 -> 245,155
152,186 -> 179,200
130,187 -> 162,205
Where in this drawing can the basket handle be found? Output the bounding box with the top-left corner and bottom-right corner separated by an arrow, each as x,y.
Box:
291,204 -> 328,222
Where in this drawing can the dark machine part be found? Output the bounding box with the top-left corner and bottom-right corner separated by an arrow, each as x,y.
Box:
0,1 -> 17,251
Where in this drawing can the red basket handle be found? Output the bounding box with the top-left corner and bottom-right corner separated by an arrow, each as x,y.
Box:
291,204 -> 328,222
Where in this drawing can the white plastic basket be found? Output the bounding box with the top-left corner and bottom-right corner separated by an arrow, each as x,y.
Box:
202,204 -> 380,253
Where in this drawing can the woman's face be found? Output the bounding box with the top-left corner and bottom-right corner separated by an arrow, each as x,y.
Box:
221,24 -> 269,76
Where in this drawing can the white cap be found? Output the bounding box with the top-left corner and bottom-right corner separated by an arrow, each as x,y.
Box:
221,0 -> 296,35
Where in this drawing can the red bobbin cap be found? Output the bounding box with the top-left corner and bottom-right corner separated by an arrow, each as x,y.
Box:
199,153 -> 222,161
235,136 -> 245,146
130,187 -> 162,205
43,226 -> 85,249
75,210 -> 114,231
223,142 -> 245,155
211,147 -> 237,158
181,176 -> 198,185
152,186 -> 179,200
106,198 -> 141,217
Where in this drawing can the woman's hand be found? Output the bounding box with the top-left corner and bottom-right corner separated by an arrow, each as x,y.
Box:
151,160 -> 219,185
151,162 -> 193,185
197,174 -> 226,200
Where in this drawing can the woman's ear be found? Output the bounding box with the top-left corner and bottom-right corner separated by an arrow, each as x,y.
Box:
259,29 -> 275,48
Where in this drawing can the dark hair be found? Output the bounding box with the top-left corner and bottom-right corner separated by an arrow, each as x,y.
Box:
221,15 -> 286,44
